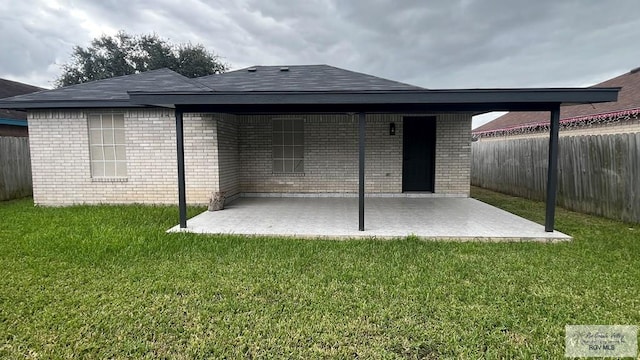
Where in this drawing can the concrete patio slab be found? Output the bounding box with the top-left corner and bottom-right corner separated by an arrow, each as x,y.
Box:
168,197 -> 571,242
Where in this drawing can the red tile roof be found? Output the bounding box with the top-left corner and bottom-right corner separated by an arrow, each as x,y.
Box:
473,67 -> 640,134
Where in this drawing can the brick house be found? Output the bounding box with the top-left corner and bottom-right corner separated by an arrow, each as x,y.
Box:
0,65 -> 618,231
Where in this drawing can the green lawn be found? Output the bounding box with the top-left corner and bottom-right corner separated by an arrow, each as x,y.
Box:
0,188 -> 638,359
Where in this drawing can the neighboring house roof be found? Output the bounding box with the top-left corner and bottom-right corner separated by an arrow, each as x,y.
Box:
196,65 -> 424,91
474,67 -> 640,137
0,78 -> 46,125
0,78 -> 44,98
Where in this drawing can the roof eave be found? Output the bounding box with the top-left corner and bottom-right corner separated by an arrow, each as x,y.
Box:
127,88 -> 620,107
0,100 -> 147,110
0,87 -> 620,111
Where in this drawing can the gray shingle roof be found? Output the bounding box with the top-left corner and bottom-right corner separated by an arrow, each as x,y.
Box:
196,65 -> 424,91
1,64 -> 619,114
0,68 -> 209,104
0,65 -> 425,109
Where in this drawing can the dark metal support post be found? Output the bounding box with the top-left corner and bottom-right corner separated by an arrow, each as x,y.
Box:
359,112 -> 366,231
175,107 -> 187,228
545,106 -> 560,232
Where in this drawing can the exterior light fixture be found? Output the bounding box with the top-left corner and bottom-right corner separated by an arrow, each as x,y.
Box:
389,122 -> 396,135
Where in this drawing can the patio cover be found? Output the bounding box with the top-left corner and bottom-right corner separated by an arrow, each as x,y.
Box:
127,90 -> 618,233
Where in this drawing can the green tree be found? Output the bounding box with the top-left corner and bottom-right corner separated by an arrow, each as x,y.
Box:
55,31 -> 228,87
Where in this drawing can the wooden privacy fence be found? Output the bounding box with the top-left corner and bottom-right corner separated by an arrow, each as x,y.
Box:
471,133 -> 640,223
0,136 -> 32,200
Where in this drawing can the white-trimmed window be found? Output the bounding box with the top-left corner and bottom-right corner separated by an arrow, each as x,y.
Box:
272,118 -> 304,173
88,113 -> 127,178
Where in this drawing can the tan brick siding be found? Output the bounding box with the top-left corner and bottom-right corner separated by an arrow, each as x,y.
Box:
238,113 -> 471,196
28,109 -> 219,205
435,114 -> 472,195
216,114 -> 240,197
27,110 -> 471,205
183,113 -> 219,203
238,114 -> 402,193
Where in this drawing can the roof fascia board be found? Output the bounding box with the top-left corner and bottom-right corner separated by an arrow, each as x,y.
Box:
173,102 -> 562,114
129,88 -> 619,106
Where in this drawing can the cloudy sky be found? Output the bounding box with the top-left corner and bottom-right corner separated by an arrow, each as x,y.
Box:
1,0 -> 639,127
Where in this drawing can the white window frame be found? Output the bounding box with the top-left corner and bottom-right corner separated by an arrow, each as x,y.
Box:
272,118 -> 304,174
87,113 -> 128,179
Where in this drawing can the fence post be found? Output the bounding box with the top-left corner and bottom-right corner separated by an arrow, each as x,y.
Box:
545,106 -> 561,232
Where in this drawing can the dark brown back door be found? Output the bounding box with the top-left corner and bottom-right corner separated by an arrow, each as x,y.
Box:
403,116 -> 436,192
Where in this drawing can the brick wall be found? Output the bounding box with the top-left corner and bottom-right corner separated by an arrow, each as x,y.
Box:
28,109 -> 219,205
434,114 -> 472,195
238,114 -> 401,193
183,113 -> 219,203
28,109 -> 471,205
237,113 -> 471,196
216,114 -> 240,197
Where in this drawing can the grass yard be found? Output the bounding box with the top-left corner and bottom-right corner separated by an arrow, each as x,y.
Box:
0,188 -> 638,359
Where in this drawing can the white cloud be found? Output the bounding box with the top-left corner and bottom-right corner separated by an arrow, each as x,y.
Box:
472,112 -> 507,129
